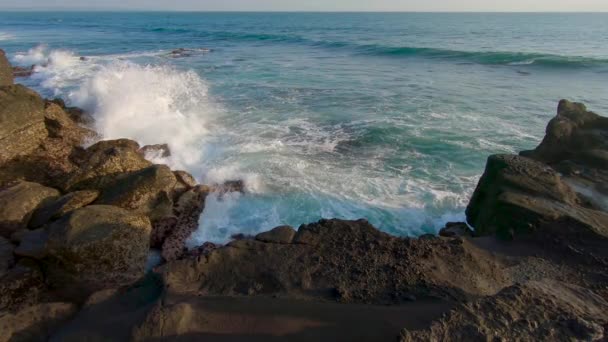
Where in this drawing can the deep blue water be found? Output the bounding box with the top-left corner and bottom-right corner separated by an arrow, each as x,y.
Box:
1,12 -> 607,244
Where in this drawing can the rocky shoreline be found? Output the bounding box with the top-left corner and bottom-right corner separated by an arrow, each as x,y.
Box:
1,50 -> 607,341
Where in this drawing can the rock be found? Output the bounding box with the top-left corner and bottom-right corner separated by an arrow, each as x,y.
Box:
439,222 -> 473,238
14,229 -> 48,259
0,258 -> 46,311
0,181 -> 60,238
160,186 -> 209,262
0,236 -> 14,277
212,180 -> 245,194
13,65 -> 35,78
139,144 -> 171,158
0,302 -> 77,342
96,165 -> 177,221
255,225 -> 296,244
522,100 -> 608,166
0,49 -> 13,86
44,205 -> 152,300
64,139 -> 151,191
44,102 -> 97,146
29,190 -> 99,228
465,154 -> 608,239
172,170 -> 198,199
0,85 -> 47,164
401,280 -> 608,342
159,219 -> 508,302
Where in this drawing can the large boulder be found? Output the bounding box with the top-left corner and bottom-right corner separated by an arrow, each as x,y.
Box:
29,190 -> 100,228
0,302 -> 77,342
0,85 -> 47,164
0,49 -> 13,86
44,102 -> 97,147
0,259 -> 46,311
95,165 -> 177,221
0,181 -> 60,238
522,100 -> 608,167
44,205 -> 152,300
466,154 -> 608,239
64,139 -> 152,191
0,236 -> 14,277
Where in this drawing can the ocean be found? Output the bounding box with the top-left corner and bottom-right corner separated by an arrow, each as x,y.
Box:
1,12 -> 607,245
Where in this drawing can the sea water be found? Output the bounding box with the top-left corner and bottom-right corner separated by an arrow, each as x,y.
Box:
1,12 -> 607,245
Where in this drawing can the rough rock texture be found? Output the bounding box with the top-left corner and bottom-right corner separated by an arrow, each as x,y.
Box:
0,85 -> 47,164
157,186 -> 209,262
44,205 -> 152,300
64,139 -> 151,191
401,280 -> 608,342
29,190 -> 99,228
0,49 -> 13,86
255,225 -> 296,244
0,181 -> 60,238
96,165 -> 177,221
160,219 -> 509,302
139,144 -> 171,158
0,259 -> 46,311
12,65 -> 34,78
0,302 -> 77,342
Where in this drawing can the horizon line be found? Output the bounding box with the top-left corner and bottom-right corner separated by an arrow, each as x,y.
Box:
1,9 -> 608,13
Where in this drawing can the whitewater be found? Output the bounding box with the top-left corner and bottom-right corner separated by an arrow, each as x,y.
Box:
3,12 -> 608,245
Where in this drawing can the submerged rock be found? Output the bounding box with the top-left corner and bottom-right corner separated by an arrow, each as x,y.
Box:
44,205 -> 152,300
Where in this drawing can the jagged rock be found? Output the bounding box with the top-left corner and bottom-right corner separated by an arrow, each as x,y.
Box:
95,165 -> 177,221
159,219 -> 508,302
29,190 -> 99,228
44,205 -> 152,300
44,102 -> 97,146
0,181 -> 60,238
64,139 -> 152,191
0,49 -> 13,86
172,170 -> 198,199
160,186 -> 209,262
0,85 -> 47,164
439,222 -> 473,238
400,280 -> 608,342
14,229 -> 48,259
0,258 -> 46,311
49,98 -> 94,126
139,144 -> 171,158
0,236 -> 14,277
13,65 -> 35,78
255,225 -> 296,244
0,302 -> 77,342
522,100 -> 608,166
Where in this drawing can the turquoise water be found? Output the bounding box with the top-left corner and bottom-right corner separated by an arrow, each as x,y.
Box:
2,12 -> 608,244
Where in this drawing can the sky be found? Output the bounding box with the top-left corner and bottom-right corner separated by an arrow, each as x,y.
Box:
1,0 -> 607,12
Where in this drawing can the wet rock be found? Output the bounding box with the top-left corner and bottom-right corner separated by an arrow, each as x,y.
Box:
0,49 -> 13,86
0,181 -> 60,238
96,165 -> 176,221
139,143 -> 171,158
0,85 -> 47,164
13,65 -> 35,78
439,222 -> 473,238
0,302 -> 77,342
172,170 -> 198,199
255,225 -> 296,244
64,139 -> 152,191
29,190 -> 99,228
0,236 -> 14,277
45,205 -> 152,300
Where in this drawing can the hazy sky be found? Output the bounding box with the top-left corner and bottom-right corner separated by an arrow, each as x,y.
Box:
1,0 -> 607,12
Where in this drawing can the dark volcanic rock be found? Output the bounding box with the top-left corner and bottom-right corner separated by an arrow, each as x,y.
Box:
159,219 -> 509,302
44,205 -> 152,300
0,181 -> 60,238
13,65 -> 35,78
0,49 -> 13,86
139,143 -> 171,158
